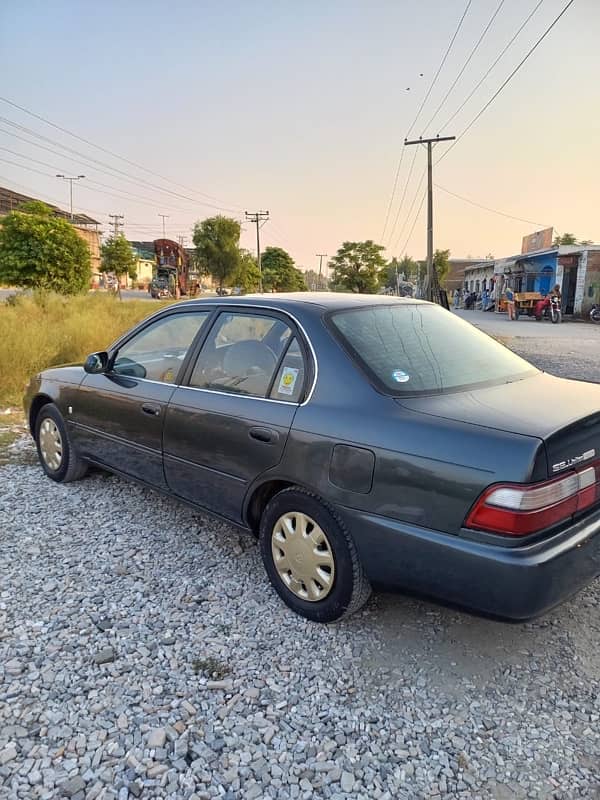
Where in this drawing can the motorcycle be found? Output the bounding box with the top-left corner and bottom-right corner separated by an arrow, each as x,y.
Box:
591,304 -> 600,323
535,294 -> 562,324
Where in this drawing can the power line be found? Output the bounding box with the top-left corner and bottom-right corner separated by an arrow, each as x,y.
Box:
399,190 -> 427,258
391,167 -> 427,253
437,0 -> 574,164
0,144 -> 207,215
0,115 -> 240,213
421,0 -> 506,135
435,184 -> 549,227
384,146 -> 418,247
382,0 -> 472,245
406,0 -> 472,140
438,0 -> 547,134
0,95 -> 244,211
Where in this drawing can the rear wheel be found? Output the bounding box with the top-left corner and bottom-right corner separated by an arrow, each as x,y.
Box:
259,487 -> 371,622
35,403 -> 88,483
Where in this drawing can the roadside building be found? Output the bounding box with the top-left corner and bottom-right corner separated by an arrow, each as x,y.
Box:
129,241 -> 156,289
0,185 -> 101,274
463,261 -> 496,295
467,243 -> 600,318
418,257 -> 494,294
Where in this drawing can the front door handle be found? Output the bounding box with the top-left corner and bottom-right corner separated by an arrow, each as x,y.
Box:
141,403 -> 161,417
249,426 -> 279,444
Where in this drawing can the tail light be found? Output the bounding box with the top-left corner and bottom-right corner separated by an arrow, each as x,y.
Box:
465,465 -> 599,537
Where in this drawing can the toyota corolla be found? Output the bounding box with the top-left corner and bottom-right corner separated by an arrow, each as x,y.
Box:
24,294 -> 600,622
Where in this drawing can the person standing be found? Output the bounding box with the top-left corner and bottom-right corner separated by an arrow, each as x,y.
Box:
505,284 -> 516,320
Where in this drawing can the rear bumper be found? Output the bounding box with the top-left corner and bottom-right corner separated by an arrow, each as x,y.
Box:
338,505 -> 600,619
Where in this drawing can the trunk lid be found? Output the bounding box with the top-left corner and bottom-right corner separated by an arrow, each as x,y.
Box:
398,372 -> 600,478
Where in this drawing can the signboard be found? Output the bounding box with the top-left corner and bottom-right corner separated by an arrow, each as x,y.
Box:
521,227 -> 553,254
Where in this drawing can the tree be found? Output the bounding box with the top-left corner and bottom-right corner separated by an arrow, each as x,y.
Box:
329,240 -> 386,293
0,201 -> 91,294
261,247 -> 306,292
100,235 -> 137,293
304,268 -> 328,291
553,232 -> 593,246
379,255 -> 419,289
433,248 -> 450,287
232,249 -> 261,293
193,216 -> 241,289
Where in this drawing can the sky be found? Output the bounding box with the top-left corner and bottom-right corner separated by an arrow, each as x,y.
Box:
0,0 -> 598,272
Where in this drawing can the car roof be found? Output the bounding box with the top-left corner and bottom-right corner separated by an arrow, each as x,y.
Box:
177,292 -> 429,315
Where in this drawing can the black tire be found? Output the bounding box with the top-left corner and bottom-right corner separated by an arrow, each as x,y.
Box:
551,308 -> 561,324
34,403 -> 88,483
259,487 -> 371,623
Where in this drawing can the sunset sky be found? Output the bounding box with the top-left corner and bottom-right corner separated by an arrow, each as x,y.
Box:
0,0 -> 598,272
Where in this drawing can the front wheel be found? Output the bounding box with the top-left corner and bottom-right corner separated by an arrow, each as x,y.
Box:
551,308 -> 561,324
35,403 -> 88,483
259,488 -> 371,622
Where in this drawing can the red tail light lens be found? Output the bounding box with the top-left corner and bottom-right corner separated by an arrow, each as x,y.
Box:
465,466 -> 599,536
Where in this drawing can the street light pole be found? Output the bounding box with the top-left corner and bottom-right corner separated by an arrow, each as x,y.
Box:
56,174 -> 85,221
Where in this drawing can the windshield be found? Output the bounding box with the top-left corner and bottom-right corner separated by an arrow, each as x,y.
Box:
329,303 -> 537,396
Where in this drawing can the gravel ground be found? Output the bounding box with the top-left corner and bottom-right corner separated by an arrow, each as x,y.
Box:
1,346 -> 599,799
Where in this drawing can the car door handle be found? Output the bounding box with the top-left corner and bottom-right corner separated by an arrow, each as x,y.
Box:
141,403 -> 161,417
249,426 -> 279,444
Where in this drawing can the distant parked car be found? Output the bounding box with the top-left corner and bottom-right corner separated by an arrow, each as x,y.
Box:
216,287 -> 229,296
24,294 -> 600,622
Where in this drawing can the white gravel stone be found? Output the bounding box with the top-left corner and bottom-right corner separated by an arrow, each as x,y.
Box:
1,386 -> 599,800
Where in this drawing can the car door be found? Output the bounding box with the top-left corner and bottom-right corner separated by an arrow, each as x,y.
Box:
71,309 -> 212,487
163,308 -> 310,521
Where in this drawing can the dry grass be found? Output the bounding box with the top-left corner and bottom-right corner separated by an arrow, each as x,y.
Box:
0,292 -> 172,406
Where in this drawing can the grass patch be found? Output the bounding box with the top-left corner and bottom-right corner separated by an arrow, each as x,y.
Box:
0,292 -> 173,406
192,656 -> 231,680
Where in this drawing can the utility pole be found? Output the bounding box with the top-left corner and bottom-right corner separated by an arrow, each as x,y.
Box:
245,210 -> 269,292
56,174 -> 85,221
158,214 -> 169,238
316,253 -> 328,290
108,214 -> 124,238
404,135 -> 455,302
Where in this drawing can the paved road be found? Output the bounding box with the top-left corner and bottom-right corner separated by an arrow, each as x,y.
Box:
454,308 -> 600,383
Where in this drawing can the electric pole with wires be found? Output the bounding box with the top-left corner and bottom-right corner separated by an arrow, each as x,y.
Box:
404,135 -> 455,303
108,213 -> 124,238
245,210 -> 269,292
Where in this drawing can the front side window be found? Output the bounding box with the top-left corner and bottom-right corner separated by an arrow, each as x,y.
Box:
112,312 -> 210,383
329,303 -> 537,396
189,312 -> 300,399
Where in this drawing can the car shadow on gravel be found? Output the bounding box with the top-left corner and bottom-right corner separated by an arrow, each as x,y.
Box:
358,585 -> 600,697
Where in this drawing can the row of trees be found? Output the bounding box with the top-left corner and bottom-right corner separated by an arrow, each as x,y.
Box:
192,216 -> 306,292
6,203 -> 587,298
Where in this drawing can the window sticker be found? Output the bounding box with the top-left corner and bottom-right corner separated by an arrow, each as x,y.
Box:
392,369 -> 410,383
278,367 -> 299,395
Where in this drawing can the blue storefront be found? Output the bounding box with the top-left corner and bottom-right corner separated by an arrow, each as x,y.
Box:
517,249 -> 558,296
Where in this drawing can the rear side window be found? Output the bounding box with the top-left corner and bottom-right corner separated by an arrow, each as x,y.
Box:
189,312 -> 293,398
329,303 -> 536,395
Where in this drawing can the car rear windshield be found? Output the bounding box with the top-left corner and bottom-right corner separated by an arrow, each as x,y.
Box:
329,303 -> 537,396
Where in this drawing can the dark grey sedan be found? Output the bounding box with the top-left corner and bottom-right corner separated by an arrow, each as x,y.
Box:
24,294 -> 600,622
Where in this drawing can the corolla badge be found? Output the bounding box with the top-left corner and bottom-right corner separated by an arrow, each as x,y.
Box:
552,448 -> 596,473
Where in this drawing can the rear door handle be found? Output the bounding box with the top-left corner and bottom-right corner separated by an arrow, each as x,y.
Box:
141,403 -> 161,417
249,426 -> 279,444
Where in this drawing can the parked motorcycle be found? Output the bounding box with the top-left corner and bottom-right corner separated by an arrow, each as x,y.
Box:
535,294 -> 562,324
590,304 -> 600,323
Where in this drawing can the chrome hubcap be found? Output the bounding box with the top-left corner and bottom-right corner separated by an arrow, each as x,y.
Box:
39,418 -> 63,471
271,512 -> 335,602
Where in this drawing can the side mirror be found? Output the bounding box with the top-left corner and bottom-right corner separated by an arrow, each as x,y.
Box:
84,351 -> 109,374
